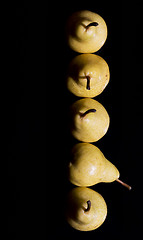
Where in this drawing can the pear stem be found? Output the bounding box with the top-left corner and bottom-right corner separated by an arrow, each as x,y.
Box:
80,109 -> 96,118
85,22 -> 99,30
84,200 -> 91,212
86,76 -> 90,90
116,179 -> 132,190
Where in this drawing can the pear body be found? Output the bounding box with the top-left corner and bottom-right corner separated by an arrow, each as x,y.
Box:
68,143 -> 120,186
66,10 -> 107,53
66,187 -> 107,231
70,98 -> 110,142
67,54 -> 110,98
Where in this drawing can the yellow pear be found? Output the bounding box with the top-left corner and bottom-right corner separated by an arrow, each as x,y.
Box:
67,53 -> 110,98
66,187 -> 107,231
70,98 -> 110,142
68,143 -> 131,189
66,10 -> 107,53
68,143 -> 119,187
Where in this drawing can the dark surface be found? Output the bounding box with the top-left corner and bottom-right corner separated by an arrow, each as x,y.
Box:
7,1 -> 142,239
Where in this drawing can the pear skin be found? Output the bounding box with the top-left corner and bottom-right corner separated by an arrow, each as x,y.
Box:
68,143 -> 120,187
66,10 -> 107,53
70,98 -> 110,142
67,53 -> 110,98
102,158 -> 120,182
66,187 -> 107,231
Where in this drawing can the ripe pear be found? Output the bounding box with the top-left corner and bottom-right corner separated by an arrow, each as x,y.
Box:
68,143 -> 119,187
66,187 -> 107,231
67,53 -> 110,98
66,10 -> 107,53
68,143 -> 131,190
70,98 -> 110,142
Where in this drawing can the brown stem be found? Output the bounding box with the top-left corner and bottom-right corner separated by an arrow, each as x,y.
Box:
86,76 -> 90,90
116,179 -> 132,190
84,200 -> 91,212
80,109 -> 96,118
85,22 -> 99,30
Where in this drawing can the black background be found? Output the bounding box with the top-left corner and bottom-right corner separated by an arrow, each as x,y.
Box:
7,1 -> 142,239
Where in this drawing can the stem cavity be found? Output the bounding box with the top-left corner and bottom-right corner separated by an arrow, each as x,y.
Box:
116,179 -> 132,190
84,200 -> 91,212
80,109 -> 96,118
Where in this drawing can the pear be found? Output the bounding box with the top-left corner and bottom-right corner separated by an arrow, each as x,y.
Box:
67,53 -> 110,98
66,10 -> 107,53
70,98 -> 110,142
68,143 -> 131,190
66,187 -> 107,231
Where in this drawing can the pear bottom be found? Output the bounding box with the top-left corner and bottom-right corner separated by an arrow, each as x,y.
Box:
66,187 -> 107,231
